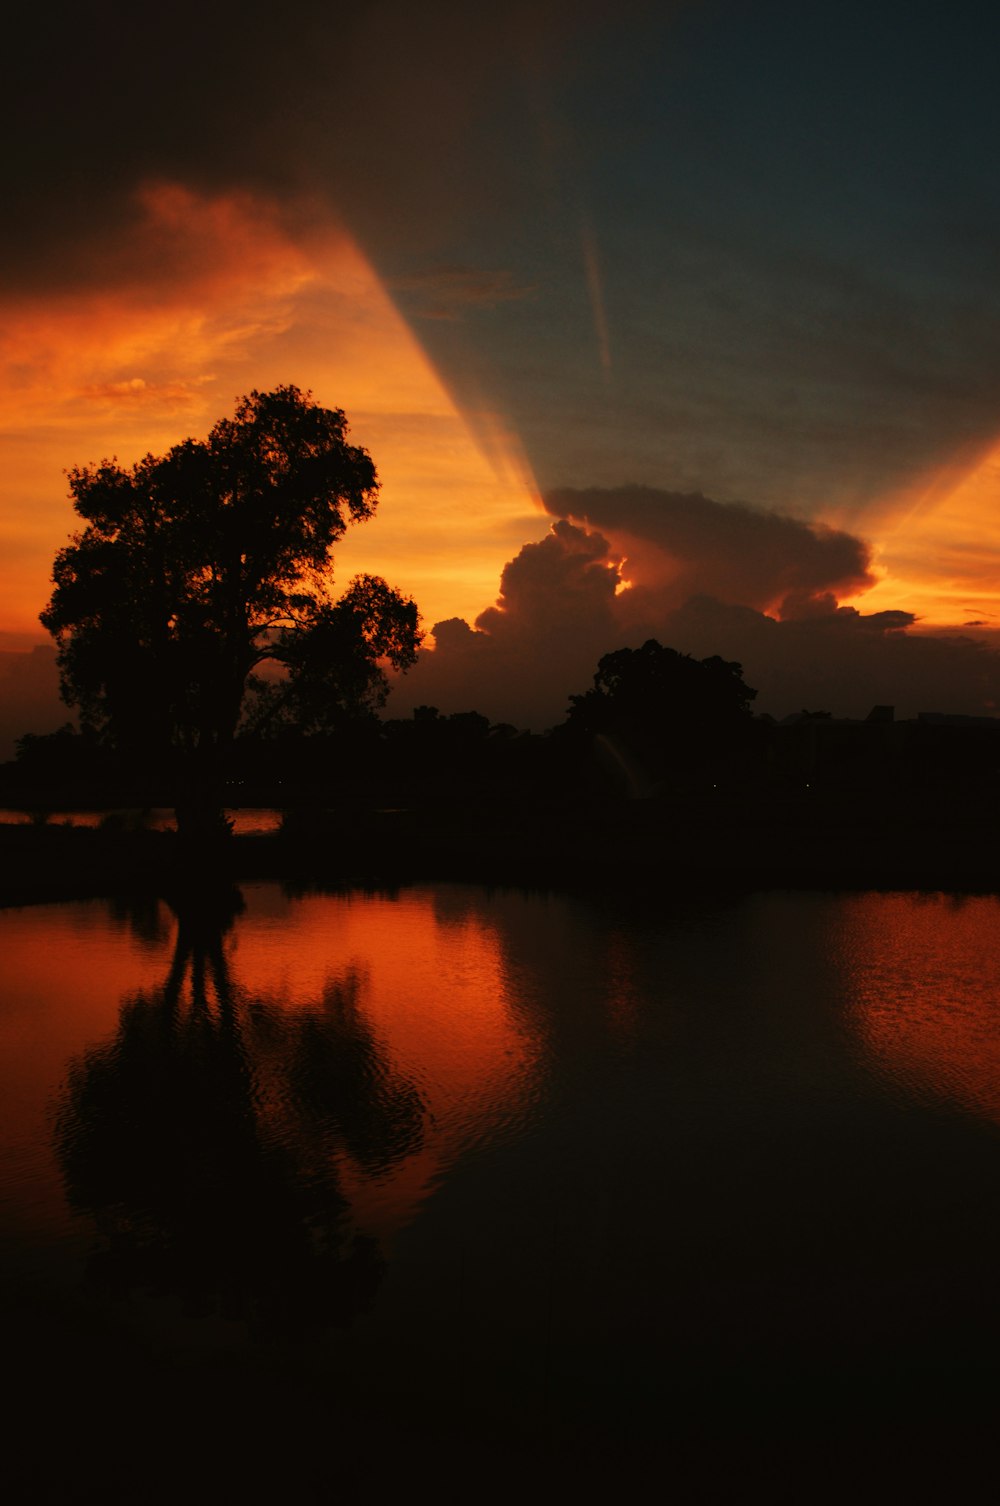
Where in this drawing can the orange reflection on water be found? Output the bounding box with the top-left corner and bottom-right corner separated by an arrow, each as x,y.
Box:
0,898 -> 173,1242
835,892 -> 1000,1125
0,887 -> 543,1254
231,884 -> 542,1238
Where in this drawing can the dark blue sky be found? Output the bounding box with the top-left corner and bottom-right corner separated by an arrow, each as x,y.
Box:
373,0 -> 1000,516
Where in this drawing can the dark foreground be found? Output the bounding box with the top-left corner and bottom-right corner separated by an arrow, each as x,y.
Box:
7,879 -> 1000,1499
3,787 -> 1000,906
5,879 -> 1000,1505
8,1308 -> 996,1503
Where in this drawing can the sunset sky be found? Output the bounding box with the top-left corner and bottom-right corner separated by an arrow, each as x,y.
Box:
5,0 -> 1000,745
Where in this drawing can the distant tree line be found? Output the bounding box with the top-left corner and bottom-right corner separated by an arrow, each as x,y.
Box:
9,630 -> 1000,820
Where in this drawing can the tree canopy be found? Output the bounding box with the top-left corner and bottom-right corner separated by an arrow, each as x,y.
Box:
41,386 -> 421,831
565,639 -> 756,779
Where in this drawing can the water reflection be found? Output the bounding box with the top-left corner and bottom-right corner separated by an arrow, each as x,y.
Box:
834,892 -> 1000,1125
4,885 -> 1000,1493
54,886 -> 424,1339
228,883 -> 545,1237
0,806 -> 285,833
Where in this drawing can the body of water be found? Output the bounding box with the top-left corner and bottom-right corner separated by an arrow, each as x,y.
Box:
0,806 -> 285,835
3,883 -> 999,1499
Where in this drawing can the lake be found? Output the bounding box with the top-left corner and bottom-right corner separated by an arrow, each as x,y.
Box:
0,806 -> 286,834
3,882 -> 999,1500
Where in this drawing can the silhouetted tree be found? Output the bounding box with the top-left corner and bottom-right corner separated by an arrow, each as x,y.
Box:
9,722 -> 113,793
40,387 -> 421,840
565,639 -> 756,783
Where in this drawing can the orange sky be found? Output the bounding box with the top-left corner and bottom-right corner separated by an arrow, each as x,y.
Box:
835,438 -> 1000,631
0,184 -> 545,646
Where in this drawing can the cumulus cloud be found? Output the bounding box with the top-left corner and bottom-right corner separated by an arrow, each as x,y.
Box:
392,490 -> 1000,728
652,596 -> 1000,723
545,485 -> 874,616
398,519 -> 621,727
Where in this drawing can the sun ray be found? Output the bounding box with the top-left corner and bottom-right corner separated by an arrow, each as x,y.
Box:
838,436 -> 1000,626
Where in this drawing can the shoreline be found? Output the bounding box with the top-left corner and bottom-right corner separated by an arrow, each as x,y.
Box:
2,800 -> 999,906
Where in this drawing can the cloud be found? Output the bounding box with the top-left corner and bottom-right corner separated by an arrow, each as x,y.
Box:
81,376 -> 216,408
392,492 -> 1000,728
478,518 -> 620,633
0,183 -> 318,434
653,596 -> 1000,723
1,3 -> 638,293
397,519 -> 621,727
0,177 -> 544,640
8,0 -> 1000,545
545,485 -> 874,616
383,519 -> 615,725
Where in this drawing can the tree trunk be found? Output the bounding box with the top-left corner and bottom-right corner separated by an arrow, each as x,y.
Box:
174,745 -> 233,853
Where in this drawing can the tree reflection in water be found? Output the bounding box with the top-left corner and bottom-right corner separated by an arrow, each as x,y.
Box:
54,884 -> 425,1341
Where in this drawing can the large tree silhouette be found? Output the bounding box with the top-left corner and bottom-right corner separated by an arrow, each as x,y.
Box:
41,386 -> 421,838
566,639 -> 756,785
